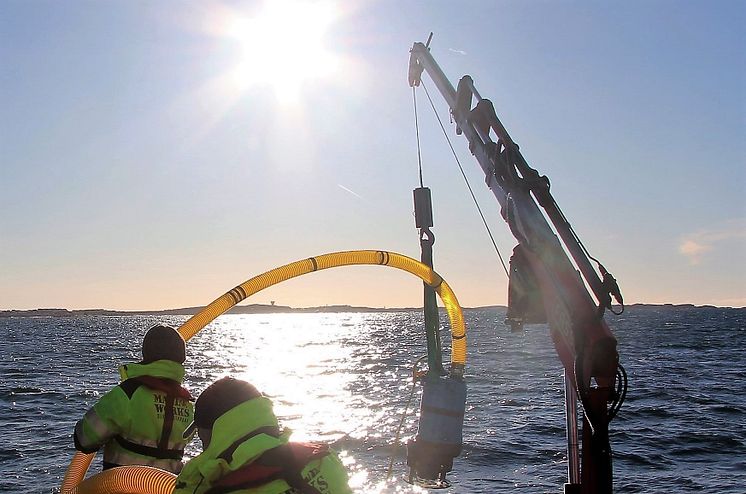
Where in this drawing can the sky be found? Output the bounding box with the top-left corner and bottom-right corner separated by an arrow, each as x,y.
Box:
1,0 -> 744,311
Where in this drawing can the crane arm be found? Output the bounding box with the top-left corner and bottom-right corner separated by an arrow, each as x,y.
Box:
409,40 -> 622,494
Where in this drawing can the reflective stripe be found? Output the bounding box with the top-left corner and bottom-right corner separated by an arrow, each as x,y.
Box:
82,408 -> 112,440
75,408 -> 115,451
74,420 -> 96,451
114,435 -> 184,460
113,434 -> 188,451
104,445 -> 182,473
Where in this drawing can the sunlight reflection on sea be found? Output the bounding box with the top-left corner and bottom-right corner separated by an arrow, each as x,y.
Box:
184,312 -> 430,493
2,306 -> 745,493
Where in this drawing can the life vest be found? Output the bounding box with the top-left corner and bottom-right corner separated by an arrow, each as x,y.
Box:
74,360 -> 194,473
173,398 -> 352,494
204,442 -> 330,494
112,374 -> 194,463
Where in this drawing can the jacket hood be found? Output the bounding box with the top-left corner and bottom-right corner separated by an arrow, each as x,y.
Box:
179,397 -> 291,486
119,360 -> 186,383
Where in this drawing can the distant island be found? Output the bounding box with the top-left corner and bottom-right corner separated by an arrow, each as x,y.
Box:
0,304 -> 502,318
1,303 -> 741,318
0,304 -> 410,318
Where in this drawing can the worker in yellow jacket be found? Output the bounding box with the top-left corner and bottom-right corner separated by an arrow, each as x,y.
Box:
174,377 -> 352,494
73,324 -> 194,473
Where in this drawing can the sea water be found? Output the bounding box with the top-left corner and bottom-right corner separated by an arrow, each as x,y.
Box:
1,306 -> 744,493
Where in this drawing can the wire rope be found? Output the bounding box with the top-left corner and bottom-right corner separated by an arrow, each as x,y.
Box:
385,355 -> 428,480
412,87 -> 425,188
419,81 -> 509,278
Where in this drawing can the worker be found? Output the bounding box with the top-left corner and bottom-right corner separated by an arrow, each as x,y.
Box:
73,324 -> 194,473
174,377 -> 352,494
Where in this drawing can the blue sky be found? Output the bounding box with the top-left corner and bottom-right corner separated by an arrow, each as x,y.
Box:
1,0 -> 744,310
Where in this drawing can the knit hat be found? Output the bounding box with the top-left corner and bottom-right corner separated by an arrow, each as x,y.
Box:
141,324 -> 186,364
183,377 -> 261,438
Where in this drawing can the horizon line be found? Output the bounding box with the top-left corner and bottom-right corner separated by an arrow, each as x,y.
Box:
2,301 -> 745,316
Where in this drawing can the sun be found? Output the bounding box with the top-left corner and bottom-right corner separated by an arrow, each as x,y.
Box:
223,0 -> 339,103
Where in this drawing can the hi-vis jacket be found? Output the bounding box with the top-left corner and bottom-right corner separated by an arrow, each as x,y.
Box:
173,397 -> 352,494
74,360 -> 194,473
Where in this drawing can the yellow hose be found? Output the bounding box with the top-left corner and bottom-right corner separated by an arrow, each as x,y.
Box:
177,250 -> 467,366
60,452 -> 94,493
68,466 -> 175,494
61,250 -> 467,493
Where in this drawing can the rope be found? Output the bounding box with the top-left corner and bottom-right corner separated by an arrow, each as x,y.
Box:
420,81 -> 510,278
412,87 -> 424,188
386,356 -> 428,480
609,363 -> 628,420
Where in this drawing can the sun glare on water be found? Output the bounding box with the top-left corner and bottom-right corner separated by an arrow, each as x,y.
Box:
186,313 -> 425,492
222,0 -> 339,104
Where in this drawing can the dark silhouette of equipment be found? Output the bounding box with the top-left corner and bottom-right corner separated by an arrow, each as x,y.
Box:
408,35 -> 626,494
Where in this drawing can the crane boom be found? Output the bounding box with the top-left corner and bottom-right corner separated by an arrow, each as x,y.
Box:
409,40 -> 624,494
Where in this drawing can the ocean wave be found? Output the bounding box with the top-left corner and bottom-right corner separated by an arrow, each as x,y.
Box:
0,448 -> 22,464
4,308 -> 746,493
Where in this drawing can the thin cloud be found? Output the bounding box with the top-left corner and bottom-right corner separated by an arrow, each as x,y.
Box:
679,240 -> 710,264
449,48 -> 467,56
679,219 -> 746,265
337,184 -> 365,201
